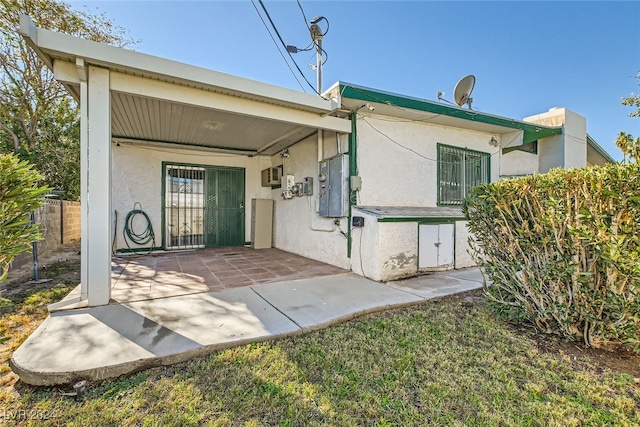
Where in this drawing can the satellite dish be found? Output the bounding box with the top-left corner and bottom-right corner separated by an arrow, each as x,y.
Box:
453,75 -> 476,109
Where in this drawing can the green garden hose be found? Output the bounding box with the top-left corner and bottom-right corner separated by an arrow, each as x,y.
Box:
123,203 -> 156,254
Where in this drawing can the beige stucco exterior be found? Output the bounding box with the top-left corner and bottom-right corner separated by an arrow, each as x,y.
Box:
22,15 -> 616,308
268,112 -> 501,281
356,115 -> 501,206
269,134 -> 351,270
111,143 -> 272,250
111,103 -> 612,283
524,107 -> 588,172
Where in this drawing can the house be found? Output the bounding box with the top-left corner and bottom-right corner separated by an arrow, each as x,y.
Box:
19,16 -> 614,307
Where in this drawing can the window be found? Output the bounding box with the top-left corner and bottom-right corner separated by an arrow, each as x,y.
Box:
437,144 -> 490,205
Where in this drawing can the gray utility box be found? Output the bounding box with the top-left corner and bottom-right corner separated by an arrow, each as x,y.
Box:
318,154 -> 349,217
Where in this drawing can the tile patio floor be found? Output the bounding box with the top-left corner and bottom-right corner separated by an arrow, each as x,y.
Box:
110,247 -> 347,303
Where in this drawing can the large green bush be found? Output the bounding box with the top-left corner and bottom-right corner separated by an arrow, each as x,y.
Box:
463,164 -> 640,352
0,153 -> 49,281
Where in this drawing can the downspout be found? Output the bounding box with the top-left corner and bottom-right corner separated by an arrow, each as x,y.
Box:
347,112 -> 357,258
318,129 -> 323,163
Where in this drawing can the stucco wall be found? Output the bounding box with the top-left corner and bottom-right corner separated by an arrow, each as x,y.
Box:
270,134 -> 351,270
378,222 -> 418,281
347,114 -> 502,278
350,208 -> 419,282
455,221 -> 475,269
350,212 -> 472,281
350,209 -> 380,279
355,115 -> 501,206
537,135 -> 565,173
111,143 -> 270,250
501,150 -> 539,177
524,107 -> 588,172
587,144 -> 611,166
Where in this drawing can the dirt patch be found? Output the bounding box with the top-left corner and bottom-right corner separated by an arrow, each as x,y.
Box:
1,243 -> 80,298
453,288 -> 640,378
0,255 -> 80,394
516,322 -> 640,378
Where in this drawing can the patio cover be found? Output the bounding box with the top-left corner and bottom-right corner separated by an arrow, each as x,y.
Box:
19,15 -> 351,307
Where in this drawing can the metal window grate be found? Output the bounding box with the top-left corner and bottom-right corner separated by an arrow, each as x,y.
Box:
165,165 -> 205,249
438,144 -> 490,205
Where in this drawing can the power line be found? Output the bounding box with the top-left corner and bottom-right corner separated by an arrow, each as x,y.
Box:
296,0 -> 310,30
250,0 -> 306,92
256,0 -> 319,95
359,115 -> 438,162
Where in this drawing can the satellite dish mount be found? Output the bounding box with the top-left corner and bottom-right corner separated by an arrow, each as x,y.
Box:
453,75 -> 476,109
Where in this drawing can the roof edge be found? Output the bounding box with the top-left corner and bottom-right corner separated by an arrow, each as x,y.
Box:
587,134 -> 616,163
337,81 -> 563,144
18,15 -> 335,113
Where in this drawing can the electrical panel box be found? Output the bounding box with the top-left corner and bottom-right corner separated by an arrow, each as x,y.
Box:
281,174 -> 295,199
261,167 -> 281,187
303,177 -> 313,196
283,174 -> 295,190
318,154 -> 349,217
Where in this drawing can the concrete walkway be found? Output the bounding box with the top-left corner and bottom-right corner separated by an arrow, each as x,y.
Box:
10,268 -> 485,386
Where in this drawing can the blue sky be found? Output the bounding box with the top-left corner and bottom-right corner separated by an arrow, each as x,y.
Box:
71,1 -> 639,160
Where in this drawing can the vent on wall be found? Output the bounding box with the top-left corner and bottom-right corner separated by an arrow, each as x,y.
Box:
261,167 -> 282,187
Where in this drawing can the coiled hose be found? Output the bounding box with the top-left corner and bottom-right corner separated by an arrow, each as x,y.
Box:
123,203 -> 156,254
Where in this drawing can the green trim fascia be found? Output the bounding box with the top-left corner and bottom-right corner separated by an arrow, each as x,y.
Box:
377,216 -> 466,223
502,140 -> 538,155
587,134 -> 616,163
339,83 -> 562,144
347,112 -> 357,258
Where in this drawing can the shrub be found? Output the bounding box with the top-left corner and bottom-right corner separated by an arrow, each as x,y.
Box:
463,164 -> 640,352
0,153 -> 49,282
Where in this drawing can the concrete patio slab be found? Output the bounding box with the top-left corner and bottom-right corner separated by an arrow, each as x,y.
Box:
11,287 -> 300,385
437,268 -> 489,283
252,273 -> 424,329
386,269 -> 484,299
11,267 -> 485,386
108,248 -> 348,304
122,288 -> 300,343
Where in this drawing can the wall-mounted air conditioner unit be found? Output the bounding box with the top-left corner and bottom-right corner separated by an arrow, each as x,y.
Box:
261,167 -> 281,187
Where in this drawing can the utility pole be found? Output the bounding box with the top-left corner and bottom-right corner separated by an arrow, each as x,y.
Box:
286,16 -> 328,95
309,21 -> 323,93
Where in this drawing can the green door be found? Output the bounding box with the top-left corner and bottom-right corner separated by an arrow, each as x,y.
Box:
205,167 -> 245,247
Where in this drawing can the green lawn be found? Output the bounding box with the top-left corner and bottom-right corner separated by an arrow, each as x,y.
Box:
0,263 -> 638,426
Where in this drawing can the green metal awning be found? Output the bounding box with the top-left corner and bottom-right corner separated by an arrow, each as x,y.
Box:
336,83 -> 563,144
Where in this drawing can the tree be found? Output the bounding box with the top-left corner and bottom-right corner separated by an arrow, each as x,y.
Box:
616,71 -> 640,163
0,0 -> 136,200
0,153 -> 49,282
